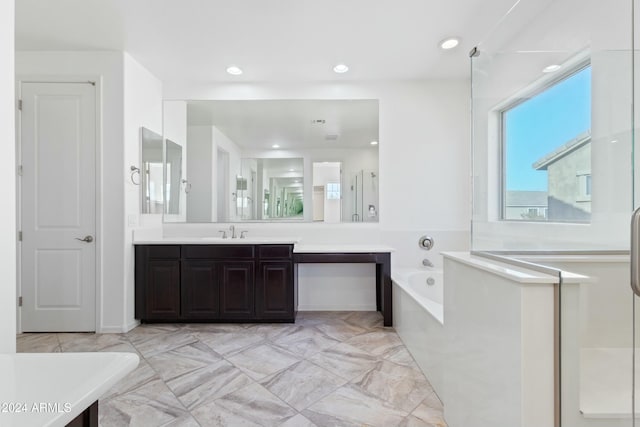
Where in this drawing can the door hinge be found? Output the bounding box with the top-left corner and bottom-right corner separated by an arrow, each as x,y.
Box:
17,165 -> 22,176
17,231 -> 22,241
17,99 -> 22,111
18,296 -> 22,307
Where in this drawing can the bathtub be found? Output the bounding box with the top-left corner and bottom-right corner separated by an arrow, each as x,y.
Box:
393,268 -> 443,324
392,268 -> 445,397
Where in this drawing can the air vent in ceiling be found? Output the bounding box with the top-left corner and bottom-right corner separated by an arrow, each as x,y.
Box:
325,134 -> 339,141
311,119 -> 326,124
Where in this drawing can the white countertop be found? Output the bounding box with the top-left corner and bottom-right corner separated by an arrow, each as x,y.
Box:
293,244 -> 395,253
133,236 -> 300,245
442,251 -> 588,284
0,352 -> 139,427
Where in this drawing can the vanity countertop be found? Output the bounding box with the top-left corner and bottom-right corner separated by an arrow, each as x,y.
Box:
132,236 -> 301,245
0,352 -> 139,427
293,244 -> 395,253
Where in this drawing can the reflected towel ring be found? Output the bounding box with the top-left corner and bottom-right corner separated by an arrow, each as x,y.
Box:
182,179 -> 192,193
130,166 -> 140,185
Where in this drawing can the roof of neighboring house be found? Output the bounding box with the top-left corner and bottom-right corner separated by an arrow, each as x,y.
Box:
505,191 -> 548,207
532,131 -> 591,170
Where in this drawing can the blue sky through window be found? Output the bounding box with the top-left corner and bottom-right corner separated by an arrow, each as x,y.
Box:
504,66 -> 591,191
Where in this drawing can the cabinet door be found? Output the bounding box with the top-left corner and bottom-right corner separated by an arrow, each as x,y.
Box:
219,262 -> 254,319
256,261 -> 293,319
146,260 -> 180,320
182,261 -> 219,319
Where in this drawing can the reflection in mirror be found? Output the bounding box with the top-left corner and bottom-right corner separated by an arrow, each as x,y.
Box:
238,158 -> 304,220
140,127 -> 164,213
163,99 -> 379,223
164,140 -> 183,215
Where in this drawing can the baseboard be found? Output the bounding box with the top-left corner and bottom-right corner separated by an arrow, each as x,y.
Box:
98,320 -> 139,334
297,304 -> 377,311
125,319 -> 140,332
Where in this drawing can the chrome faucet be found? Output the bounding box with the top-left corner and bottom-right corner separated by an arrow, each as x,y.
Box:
229,225 -> 237,238
422,258 -> 434,268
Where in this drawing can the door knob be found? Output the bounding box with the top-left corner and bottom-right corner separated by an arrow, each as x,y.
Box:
75,235 -> 94,243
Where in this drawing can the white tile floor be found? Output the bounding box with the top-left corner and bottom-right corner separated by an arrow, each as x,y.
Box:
17,311 -> 447,427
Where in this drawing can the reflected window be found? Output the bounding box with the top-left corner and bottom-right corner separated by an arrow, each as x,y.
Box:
502,65 -> 591,223
327,182 -> 341,200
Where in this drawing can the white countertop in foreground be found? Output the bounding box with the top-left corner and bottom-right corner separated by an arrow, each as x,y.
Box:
0,352 -> 139,427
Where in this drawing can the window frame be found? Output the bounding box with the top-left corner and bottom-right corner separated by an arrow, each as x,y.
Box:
499,60 -> 591,222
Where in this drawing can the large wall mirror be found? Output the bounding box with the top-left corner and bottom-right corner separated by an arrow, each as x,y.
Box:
162,99 -> 379,223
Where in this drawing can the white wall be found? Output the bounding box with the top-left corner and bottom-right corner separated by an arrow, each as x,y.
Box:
16,51 -> 162,332
0,0 -> 16,353
163,81 -> 470,308
186,125 -> 213,222
163,100 -> 187,222
442,257 -> 555,427
123,52 -> 163,331
164,79 -> 471,250
16,51 -> 125,332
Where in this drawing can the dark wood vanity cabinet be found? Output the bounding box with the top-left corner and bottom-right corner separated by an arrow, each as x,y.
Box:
135,243 -> 295,323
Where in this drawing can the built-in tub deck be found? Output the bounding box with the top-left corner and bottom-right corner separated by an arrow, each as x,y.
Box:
293,244 -> 394,327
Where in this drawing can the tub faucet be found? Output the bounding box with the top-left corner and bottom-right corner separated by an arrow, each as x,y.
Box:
422,258 -> 434,268
229,225 -> 236,238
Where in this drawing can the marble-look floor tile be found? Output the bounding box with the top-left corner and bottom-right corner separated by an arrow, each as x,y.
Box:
261,360 -> 346,411
344,311 -> 384,330
303,384 -> 408,427
278,413 -> 317,427
227,343 -> 301,380
125,324 -> 183,346
398,414 -> 442,427
99,378 -> 191,427
196,330 -> 266,357
131,330 -> 198,358
346,330 -> 405,357
101,359 -> 159,400
272,326 -> 340,358
352,360 -> 433,413
313,319 -> 368,342
411,393 -> 447,427
58,333 -> 137,353
383,345 -> 421,369
191,382 -> 296,427
16,333 -> 60,353
167,359 -> 253,410
247,323 -> 299,342
307,342 -> 379,381
147,341 -> 223,382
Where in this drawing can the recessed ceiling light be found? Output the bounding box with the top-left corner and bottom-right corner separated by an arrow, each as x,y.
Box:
226,66 -> 243,75
370,141 -> 378,146
333,64 -> 349,74
543,64 -> 561,73
440,37 -> 460,50
272,144 -> 280,149
289,168 -> 295,172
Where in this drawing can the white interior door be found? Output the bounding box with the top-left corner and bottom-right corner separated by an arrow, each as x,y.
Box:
20,81 -> 96,332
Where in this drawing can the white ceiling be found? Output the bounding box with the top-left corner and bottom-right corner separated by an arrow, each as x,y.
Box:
15,0 -> 520,83
185,99 -> 378,149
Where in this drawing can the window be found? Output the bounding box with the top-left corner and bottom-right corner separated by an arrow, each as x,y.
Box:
326,182 -> 341,200
502,65 -> 591,223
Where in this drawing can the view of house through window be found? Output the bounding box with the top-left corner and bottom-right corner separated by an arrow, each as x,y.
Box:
502,65 -> 591,222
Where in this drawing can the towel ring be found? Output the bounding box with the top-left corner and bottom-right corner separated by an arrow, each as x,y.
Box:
130,166 -> 140,185
182,179 -> 192,193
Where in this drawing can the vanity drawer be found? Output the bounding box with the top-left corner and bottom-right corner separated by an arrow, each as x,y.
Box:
145,245 -> 181,259
258,245 -> 293,259
183,245 -> 255,259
